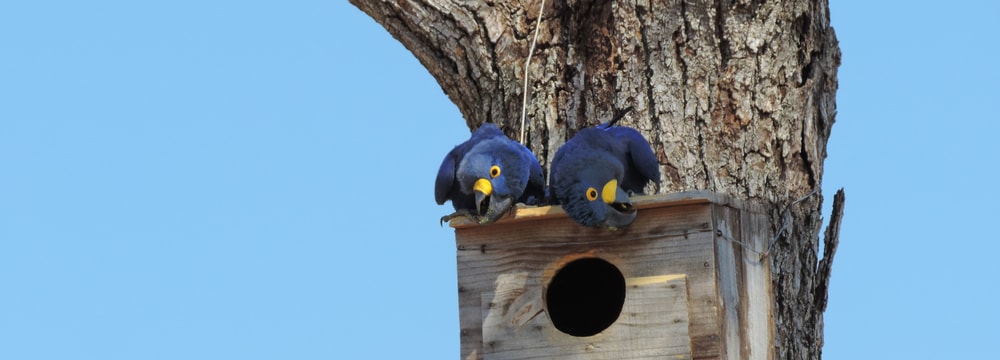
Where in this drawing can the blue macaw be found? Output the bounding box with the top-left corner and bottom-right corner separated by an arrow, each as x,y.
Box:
436,123 -> 545,225
550,108 -> 660,229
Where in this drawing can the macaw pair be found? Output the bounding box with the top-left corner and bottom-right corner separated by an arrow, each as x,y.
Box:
435,110 -> 660,229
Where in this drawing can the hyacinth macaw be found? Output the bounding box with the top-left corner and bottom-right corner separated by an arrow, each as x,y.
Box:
550,108 -> 660,229
436,123 -> 545,225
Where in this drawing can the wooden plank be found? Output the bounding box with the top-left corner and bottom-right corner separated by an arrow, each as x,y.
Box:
713,205 -> 743,360
481,275 -> 692,360
456,203 -> 720,360
740,210 -> 773,360
450,190 -> 724,228
715,203 -> 774,360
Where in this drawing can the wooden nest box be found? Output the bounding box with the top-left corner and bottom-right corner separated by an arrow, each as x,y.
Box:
452,191 -> 774,360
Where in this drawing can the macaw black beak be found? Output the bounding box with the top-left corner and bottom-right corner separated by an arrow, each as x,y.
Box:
475,190 -> 488,215
474,178 -> 492,216
601,185 -> 637,230
473,177 -> 514,223
480,195 -> 514,224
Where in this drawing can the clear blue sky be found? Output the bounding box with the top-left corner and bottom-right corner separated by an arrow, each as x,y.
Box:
1,1 -> 997,359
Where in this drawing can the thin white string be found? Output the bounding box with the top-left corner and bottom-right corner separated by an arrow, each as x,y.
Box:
519,0 -> 546,145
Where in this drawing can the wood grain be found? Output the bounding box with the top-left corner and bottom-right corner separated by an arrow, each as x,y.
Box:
481,275 -> 692,359
455,193 -> 774,359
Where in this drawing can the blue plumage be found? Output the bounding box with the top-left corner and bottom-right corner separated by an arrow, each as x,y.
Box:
435,123 -> 545,224
550,112 -> 660,229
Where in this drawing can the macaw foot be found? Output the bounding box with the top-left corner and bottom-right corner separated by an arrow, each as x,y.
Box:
439,210 -> 480,226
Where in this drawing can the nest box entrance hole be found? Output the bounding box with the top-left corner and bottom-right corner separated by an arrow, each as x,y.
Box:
545,257 -> 626,337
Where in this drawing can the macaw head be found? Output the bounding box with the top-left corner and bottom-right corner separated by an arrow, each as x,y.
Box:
553,154 -> 637,230
456,138 -> 531,224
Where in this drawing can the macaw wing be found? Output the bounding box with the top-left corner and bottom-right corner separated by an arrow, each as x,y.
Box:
435,148 -> 460,205
623,129 -> 661,184
604,127 -> 659,186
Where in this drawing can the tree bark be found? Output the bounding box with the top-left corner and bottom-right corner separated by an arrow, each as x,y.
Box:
351,0 -> 842,358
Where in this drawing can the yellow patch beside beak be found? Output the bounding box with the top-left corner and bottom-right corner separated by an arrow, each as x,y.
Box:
602,179 -> 618,204
474,178 -> 493,196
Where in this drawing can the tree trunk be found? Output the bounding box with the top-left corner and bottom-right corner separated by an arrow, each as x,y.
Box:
351,0 -> 843,358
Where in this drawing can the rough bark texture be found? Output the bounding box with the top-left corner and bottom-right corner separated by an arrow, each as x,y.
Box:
351,0 -> 842,358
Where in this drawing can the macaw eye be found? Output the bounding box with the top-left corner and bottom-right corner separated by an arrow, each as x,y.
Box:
586,187 -> 598,201
490,165 -> 501,178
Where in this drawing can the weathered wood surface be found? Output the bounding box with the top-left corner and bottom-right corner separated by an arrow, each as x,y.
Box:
742,210 -> 773,360
457,203 -> 718,359
713,205 -> 773,360
455,194 -> 775,359
352,0 -> 842,357
481,274 -> 692,359
450,190 -> 713,227
450,190 -> 764,228
714,206 -> 742,360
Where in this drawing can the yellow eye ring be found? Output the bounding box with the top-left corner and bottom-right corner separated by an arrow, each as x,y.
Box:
586,187 -> 598,201
490,165 -> 501,178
